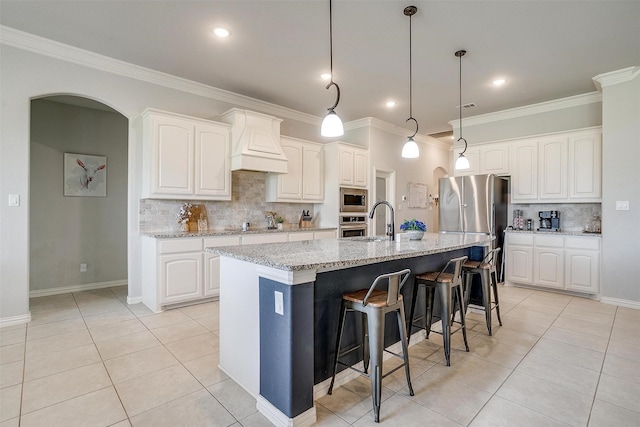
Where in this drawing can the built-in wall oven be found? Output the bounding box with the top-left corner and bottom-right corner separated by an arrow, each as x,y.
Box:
340,187 -> 368,213
339,215 -> 368,238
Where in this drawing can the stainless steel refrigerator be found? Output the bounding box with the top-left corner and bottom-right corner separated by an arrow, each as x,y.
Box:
439,174 -> 509,280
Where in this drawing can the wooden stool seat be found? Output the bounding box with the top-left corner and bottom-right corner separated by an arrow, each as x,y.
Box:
462,260 -> 490,270
343,289 -> 404,307
415,271 -> 454,283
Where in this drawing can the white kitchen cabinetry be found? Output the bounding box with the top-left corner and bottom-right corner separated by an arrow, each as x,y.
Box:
314,230 -> 337,240
338,144 -> 368,188
538,136 -> 568,201
510,139 -> 539,202
533,235 -> 565,289
266,137 -> 324,203
565,237 -> 600,293
142,109 -> 231,200
241,233 -> 289,245
505,233 -> 534,285
480,144 -> 509,176
568,130 -> 602,201
506,232 -> 600,294
204,236 -> 241,297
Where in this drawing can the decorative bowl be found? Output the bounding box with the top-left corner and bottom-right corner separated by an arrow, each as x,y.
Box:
406,230 -> 424,240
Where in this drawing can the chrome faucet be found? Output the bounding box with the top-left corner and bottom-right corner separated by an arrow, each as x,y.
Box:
369,201 -> 395,241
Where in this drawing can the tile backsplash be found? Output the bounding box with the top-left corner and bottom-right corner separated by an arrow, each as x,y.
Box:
509,203 -> 601,232
139,171 -> 315,233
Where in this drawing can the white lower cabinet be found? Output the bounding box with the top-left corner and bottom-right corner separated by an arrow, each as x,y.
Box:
142,230 -> 336,311
506,233 -> 600,294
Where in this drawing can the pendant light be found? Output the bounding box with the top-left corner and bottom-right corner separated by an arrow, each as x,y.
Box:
454,49 -> 470,170
321,0 -> 344,137
401,5 -> 419,159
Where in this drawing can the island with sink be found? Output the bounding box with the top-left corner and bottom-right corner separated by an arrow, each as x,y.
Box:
209,232 -> 493,427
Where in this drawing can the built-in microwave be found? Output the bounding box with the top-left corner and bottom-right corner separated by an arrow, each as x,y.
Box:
340,187 -> 368,212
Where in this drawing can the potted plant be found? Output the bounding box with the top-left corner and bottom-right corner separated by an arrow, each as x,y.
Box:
399,219 -> 426,240
276,216 -> 285,230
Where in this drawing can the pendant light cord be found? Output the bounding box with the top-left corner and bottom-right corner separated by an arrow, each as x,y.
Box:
326,0 -> 340,110
405,6 -> 418,138
456,50 -> 467,153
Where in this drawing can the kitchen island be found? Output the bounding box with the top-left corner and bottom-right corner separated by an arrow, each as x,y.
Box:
209,232 -> 493,427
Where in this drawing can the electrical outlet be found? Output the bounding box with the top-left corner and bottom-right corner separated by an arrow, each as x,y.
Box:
274,291 -> 284,315
616,201 -> 630,211
80,263 -> 87,273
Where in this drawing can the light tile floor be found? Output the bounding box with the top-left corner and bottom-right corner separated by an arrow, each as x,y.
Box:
1,285 -> 639,426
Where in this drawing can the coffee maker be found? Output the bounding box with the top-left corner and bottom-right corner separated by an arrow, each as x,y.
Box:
539,211 -> 560,231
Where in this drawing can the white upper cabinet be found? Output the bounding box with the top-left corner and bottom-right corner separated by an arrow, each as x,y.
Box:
568,129 -> 602,201
142,109 -> 231,200
266,136 -> 324,203
338,144 -> 368,188
480,144 -> 509,176
538,135 -> 568,201
510,138 -> 539,202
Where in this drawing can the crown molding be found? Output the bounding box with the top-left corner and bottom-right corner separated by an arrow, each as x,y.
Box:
0,25 -> 321,126
345,117 -> 450,150
448,91 -> 602,130
593,66 -> 640,90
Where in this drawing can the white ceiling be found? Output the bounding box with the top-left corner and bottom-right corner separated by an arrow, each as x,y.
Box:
1,1 -> 639,136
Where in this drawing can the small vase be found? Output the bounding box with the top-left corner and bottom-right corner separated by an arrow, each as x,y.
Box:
179,222 -> 189,232
406,230 -> 424,240
277,223 -> 283,230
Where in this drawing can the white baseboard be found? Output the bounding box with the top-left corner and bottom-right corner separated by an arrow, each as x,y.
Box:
29,280 -> 127,298
256,395 -> 317,427
0,312 -> 31,327
600,296 -> 640,310
127,296 -> 143,305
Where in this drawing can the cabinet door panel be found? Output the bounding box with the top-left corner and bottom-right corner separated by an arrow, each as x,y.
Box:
480,145 -> 509,175
353,150 -> 368,187
279,144 -> 304,199
534,248 -> 564,288
565,250 -> 599,293
569,132 -> 601,200
539,137 -> 568,200
302,145 -> 324,200
155,121 -> 194,195
339,147 -> 355,186
195,124 -> 230,197
506,246 -> 533,284
161,254 -> 202,302
204,254 -> 220,296
511,141 -> 538,202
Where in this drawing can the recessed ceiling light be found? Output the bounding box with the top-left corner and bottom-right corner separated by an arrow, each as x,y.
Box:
385,100 -> 397,108
213,28 -> 230,38
492,78 -> 506,86
320,73 -> 332,80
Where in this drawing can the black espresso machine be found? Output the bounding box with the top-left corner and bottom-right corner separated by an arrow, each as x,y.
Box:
539,210 -> 560,231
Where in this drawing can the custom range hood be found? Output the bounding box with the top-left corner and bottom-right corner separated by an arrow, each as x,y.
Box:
220,109 -> 288,174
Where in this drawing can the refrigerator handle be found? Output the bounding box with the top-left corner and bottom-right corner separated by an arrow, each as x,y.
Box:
491,203 -> 495,235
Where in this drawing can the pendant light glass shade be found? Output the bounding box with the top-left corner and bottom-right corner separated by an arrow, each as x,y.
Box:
401,6 -> 419,159
454,49 -> 470,170
321,0 -> 344,137
321,109 -> 344,137
402,137 -> 419,158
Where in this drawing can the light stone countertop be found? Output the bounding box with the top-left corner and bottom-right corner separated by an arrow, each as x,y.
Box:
142,226 -> 336,239
505,229 -> 601,237
207,232 -> 493,272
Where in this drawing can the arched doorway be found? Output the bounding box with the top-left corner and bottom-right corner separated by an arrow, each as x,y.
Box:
29,95 -> 128,300
432,167 -> 448,232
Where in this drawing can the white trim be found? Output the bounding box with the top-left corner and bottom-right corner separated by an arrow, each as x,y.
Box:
256,266 -> 317,286
448,92 -> 602,130
0,312 -> 31,327
593,66 -> 640,90
127,296 -> 143,305
600,296 -> 640,310
256,395 -> 317,427
0,25 -> 320,126
29,280 -> 127,298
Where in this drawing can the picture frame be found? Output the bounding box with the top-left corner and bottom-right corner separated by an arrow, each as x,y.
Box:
64,153 -> 107,197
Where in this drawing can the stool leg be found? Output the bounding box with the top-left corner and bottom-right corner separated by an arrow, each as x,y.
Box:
407,280 -> 420,345
480,269 -> 492,335
425,286 -> 435,339
456,286 -> 470,352
367,309 -> 385,423
438,283 -> 453,366
491,267 -> 503,326
362,312 -> 370,373
328,301 -> 347,395
463,271 -> 473,308
397,304 -> 414,396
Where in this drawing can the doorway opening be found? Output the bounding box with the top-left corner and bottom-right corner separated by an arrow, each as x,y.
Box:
29,95 -> 128,299
373,169 -> 396,236
432,167 -> 448,232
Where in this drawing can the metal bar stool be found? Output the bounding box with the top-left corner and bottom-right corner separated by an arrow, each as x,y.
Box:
407,256 -> 469,366
328,269 -> 414,423
461,247 -> 502,335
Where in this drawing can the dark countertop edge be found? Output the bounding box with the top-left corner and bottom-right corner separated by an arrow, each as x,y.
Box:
141,227 -> 337,239
210,237 -> 492,272
505,229 -> 601,237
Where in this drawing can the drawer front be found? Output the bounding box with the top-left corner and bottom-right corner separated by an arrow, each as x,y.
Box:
241,233 -> 289,245
289,232 -> 314,242
204,236 -> 241,247
565,236 -> 600,250
158,238 -> 203,254
534,235 -> 565,248
507,233 -> 534,246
